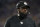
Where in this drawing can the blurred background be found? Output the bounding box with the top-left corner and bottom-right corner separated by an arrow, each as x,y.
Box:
0,0 -> 40,27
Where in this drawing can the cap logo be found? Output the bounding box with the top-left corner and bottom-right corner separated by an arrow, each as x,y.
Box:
24,2 -> 27,5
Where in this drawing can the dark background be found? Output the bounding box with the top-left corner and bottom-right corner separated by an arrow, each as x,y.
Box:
0,0 -> 40,27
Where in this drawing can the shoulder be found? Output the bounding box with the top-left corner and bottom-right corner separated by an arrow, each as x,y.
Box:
27,14 -> 35,23
6,15 -> 17,22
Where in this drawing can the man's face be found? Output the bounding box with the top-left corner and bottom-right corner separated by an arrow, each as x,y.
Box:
18,8 -> 28,14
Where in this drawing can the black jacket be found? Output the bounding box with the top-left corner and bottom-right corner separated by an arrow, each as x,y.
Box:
5,14 -> 36,27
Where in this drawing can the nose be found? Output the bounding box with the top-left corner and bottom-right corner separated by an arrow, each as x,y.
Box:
22,9 -> 27,12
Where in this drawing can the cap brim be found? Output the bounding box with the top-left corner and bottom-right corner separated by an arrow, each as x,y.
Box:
20,5 -> 30,9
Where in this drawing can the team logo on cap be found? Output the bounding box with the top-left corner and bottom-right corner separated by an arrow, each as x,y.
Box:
24,2 -> 27,5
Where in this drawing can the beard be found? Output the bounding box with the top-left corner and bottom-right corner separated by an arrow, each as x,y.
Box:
19,12 -> 28,20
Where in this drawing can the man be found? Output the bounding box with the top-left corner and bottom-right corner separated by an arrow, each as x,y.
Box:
5,1 -> 36,27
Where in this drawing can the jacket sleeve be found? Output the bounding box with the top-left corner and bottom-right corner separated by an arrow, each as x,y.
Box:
4,19 -> 10,27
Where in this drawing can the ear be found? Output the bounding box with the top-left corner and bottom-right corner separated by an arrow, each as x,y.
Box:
17,9 -> 20,16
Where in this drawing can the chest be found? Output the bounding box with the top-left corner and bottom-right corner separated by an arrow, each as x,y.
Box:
10,18 -> 34,27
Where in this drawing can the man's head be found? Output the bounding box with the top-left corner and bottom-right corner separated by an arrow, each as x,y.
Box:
16,1 -> 30,20
16,1 -> 30,16
16,1 -> 30,14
